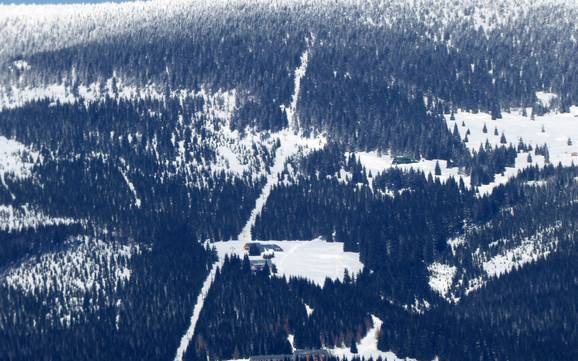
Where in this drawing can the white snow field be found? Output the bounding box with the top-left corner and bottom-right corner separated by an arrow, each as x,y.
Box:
427,262 -> 457,299
213,238 -> 363,286
354,105 -> 578,196
328,315 -> 416,361
448,106 -> 578,166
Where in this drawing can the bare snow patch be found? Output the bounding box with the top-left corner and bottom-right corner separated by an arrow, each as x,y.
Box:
0,135 -> 39,180
447,236 -> 466,256
328,315 -> 414,361
12,59 -> 30,71
353,151 -> 467,186
427,262 -> 457,300
482,239 -> 555,278
304,303 -> 314,317
447,109 -> 578,168
535,91 -> 558,108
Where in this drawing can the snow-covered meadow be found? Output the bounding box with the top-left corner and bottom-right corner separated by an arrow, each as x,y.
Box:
212,238 -> 363,286
352,103 -> 578,197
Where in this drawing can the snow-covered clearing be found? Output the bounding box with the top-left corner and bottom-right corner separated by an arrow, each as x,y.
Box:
1,237 -> 140,327
353,106 -> 578,197
213,238 -> 363,286
427,262 -> 457,300
0,136 -> 40,200
174,260 -> 223,361
481,235 -> 557,278
448,106 -> 578,166
0,135 -> 40,186
447,236 -> 466,256
434,225 -> 561,301
0,79 -> 169,110
535,91 -> 558,108
0,204 -> 77,232
355,151 -> 466,184
328,315 -> 415,361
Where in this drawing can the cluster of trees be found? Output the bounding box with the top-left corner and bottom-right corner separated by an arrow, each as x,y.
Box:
0,225 -> 214,361
3,0 -> 577,156
189,256 -> 376,361
0,1 -> 577,360
0,97 -> 266,242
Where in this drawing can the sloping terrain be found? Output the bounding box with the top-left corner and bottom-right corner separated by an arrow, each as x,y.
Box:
0,1 -> 577,361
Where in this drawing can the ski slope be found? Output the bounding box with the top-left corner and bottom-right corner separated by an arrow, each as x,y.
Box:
238,45 -> 324,241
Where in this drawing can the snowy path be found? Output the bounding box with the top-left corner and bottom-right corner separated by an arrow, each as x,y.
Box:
174,260 -> 222,361
118,163 -> 141,208
237,134 -> 293,241
238,44 -> 313,242
173,43 -> 320,361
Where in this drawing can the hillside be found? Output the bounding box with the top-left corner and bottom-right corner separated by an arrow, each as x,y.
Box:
0,1 -> 577,360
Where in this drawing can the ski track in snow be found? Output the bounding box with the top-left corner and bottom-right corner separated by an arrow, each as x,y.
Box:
118,164 -> 142,208
238,44 -> 315,242
174,259 -> 222,361
175,44 -> 323,360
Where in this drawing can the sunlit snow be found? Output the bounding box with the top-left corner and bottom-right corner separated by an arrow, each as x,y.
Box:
328,315 -> 415,361
213,238 -> 363,286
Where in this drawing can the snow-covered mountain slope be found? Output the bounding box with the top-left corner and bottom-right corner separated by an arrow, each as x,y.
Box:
448,107 -> 578,165
429,223 -> 562,303
0,236 -> 141,327
0,78 -> 286,184
0,135 -> 40,180
350,106 -> 578,197
1,0 -> 576,63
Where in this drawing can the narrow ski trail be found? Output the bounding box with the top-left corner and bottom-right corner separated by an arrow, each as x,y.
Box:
173,260 -> 222,361
238,44 -> 312,242
173,43 -> 317,361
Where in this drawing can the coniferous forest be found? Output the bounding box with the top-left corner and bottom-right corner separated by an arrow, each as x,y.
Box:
0,1 -> 577,361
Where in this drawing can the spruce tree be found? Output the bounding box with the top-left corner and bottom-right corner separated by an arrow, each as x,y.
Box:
434,161 -> 442,176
